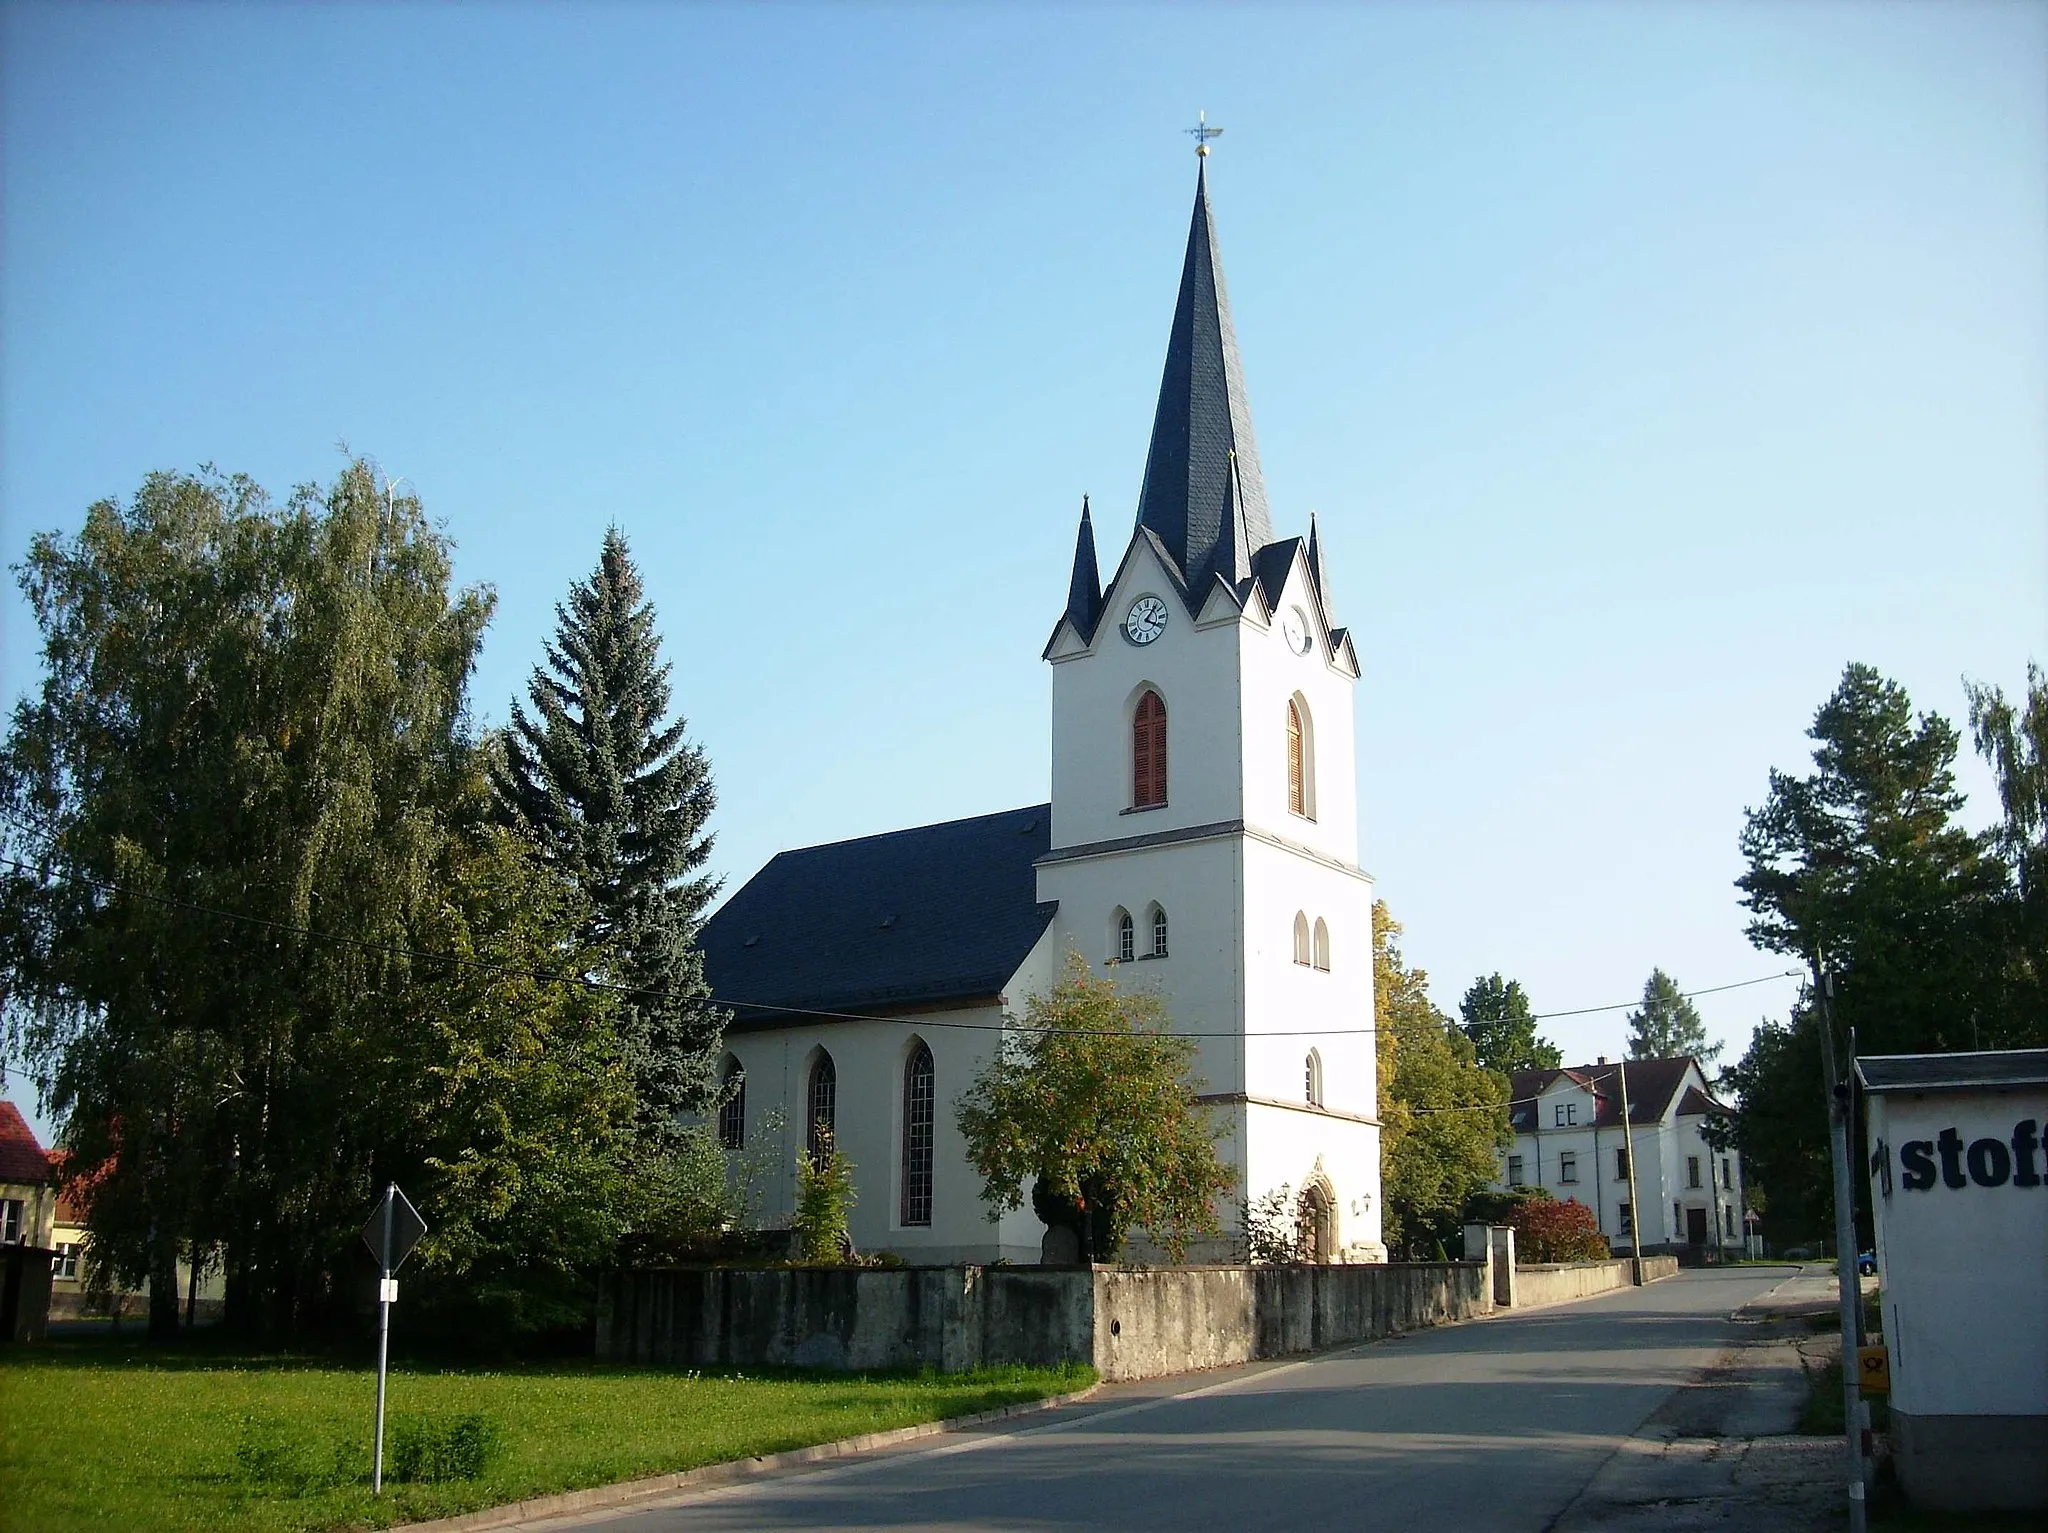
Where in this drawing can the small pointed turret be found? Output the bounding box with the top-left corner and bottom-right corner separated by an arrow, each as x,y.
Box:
1064,495 -> 1102,638
1306,509 -> 1327,602
1135,159 -> 1274,601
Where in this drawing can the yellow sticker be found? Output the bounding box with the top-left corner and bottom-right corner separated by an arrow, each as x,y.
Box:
1857,1344 -> 1890,1396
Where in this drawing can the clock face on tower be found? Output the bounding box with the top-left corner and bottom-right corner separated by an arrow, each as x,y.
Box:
1282,607 -> 1312,656
1123,596 -> 1169,646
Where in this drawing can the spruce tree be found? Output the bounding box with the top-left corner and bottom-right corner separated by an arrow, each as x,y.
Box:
492,529 -> 723,1133
1625,969 -> 1718,1063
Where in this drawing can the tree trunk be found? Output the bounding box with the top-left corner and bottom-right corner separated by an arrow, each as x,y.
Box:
146,1222 -> 181,1341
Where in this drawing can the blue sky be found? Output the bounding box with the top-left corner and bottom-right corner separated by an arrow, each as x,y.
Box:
3,3 -> 2044,1136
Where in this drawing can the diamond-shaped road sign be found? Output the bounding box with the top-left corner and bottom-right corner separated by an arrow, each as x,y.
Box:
360,1184 -> 427,1273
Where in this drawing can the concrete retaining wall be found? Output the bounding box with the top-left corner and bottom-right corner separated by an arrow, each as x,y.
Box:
1513,1254 -> 1676,1308
599,1261 -> 1490,1382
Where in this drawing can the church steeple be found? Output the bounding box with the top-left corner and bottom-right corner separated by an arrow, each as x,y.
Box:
1064,495 -> 1101,638
1134,158 -> 1274,601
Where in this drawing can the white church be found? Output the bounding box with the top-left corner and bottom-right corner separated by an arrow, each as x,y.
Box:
697,156 -> 1386,1265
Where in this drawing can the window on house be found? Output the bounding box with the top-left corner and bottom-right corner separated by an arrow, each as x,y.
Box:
1151,906 -> 1169,958
1507,1155 -> 1525,1185
1305,1049 -> 1324,1108
1615,1147 -> 1630,1180
1293,912 -> 1311,965
1559,1151 -> 1578,1184
53,1242 -> 79,1281
1723,1205 -> 1734,1238
1618,1203 -> 1633,1235
1554,1102 -> 1578,1127
1286,699 -> 1306,817
1311,918 -> 1330,972
717,1056 -> 746,1150
1115,909 -> 1135,963
807,1052 -> 837,1166
1132,690 -> 1168,808
901,1042 -> 935,1227
1721,1156 -> 1732,1189
0,1199 -> 21,1244
1687,1156 -> 1701,1189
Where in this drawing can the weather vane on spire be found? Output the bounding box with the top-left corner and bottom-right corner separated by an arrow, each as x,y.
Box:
1187,111 -> 1223,157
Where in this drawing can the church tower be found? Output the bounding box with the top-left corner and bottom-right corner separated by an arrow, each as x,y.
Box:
1038,158 -> 1384,1261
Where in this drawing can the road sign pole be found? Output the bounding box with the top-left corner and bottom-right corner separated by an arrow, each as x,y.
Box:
373,1183 -> 394,1496
1814,966 -> 1867,1533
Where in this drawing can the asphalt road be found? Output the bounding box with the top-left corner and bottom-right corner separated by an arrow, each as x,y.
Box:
543,1266 -> 1803,1533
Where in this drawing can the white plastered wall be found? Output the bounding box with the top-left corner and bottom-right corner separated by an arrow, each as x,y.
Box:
713,921 -> 1061,1264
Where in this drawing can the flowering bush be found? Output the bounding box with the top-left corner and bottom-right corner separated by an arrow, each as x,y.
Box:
1510,1195 -> 1610,1263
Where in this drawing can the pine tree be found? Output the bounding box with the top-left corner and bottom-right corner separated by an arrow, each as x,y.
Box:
491,529 -> 724,1132
1625,969 -> 1718,1063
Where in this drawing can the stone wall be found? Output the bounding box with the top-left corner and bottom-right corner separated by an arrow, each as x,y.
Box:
1513,1255 -> 1676,1308
599,1261 -> 1490,1382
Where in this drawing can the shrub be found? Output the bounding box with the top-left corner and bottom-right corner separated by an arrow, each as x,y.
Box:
1241,1184 -> 1305,1264
386,1412 -> 504,1483
1510,1196 -> 1610,1263
792,1133 -> 857,1263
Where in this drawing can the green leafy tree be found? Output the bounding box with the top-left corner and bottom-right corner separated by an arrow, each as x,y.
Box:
1374,903 -> 1511,1256
0,463 -> 640,1341
1625,969 -> 1718,1064
1728,662 -> 2019,1246
1966,665 -> 2048,1040
955,954 -> 1233,1261
491,528 -> 724,1133
1458,974 -> 1560,1075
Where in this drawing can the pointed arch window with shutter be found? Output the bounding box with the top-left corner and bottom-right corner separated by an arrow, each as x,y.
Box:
1132,690 -> 1167,808
1285,695 -> 1316,820
1293,911 -> 1312,966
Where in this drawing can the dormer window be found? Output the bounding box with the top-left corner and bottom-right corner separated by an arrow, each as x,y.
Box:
1554,1102 -> 1578,1127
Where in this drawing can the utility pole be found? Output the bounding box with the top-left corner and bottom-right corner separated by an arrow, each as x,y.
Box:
1616,1062 -> 1645,1282
1813,961 -> 1867,1533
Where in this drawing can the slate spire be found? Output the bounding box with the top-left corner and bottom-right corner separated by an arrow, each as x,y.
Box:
1306,508 -> 1328,603
1064,495 -> 1102,638
1134,158 -> 1274,599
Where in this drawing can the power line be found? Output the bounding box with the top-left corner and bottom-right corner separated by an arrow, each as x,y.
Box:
0,852 -> 1803,1043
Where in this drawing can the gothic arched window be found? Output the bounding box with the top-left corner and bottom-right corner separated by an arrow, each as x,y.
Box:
717,1054 -> 746,1150
1115,908 -> 1136,964
1293,911 -> 1312,966
1305,1049 -> 1324,1108
1312,918 -> 1331,972
1133,690 -> 1168,808
1150,905 -> 1169,958
901,1041 -> 935,1227
806,1050 -> 837,1165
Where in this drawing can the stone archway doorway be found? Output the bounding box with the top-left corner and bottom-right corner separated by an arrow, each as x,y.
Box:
1298,1182 -> 1336,1264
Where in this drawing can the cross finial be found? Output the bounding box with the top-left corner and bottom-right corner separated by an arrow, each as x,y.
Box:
1186,110 -> 1223,157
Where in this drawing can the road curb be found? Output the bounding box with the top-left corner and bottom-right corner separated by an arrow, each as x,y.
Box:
392,1382 -> 1103,1532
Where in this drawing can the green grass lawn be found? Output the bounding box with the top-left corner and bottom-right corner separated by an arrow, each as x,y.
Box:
0,1337 -> 1093,1532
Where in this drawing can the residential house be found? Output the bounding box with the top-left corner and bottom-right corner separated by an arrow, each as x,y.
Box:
1497,1057 -> 1745,1258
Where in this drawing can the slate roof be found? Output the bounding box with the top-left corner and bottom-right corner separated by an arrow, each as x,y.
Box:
1506,1058 -> 1718,1133
0,1101 -> 52,1186
700,805 -> 1058,1024
1135,159 -> 1274,604
1856,1048 -> 2048,1093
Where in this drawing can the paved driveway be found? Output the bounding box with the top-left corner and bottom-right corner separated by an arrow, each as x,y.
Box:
541,1266 -> 1805,1533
